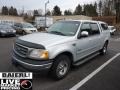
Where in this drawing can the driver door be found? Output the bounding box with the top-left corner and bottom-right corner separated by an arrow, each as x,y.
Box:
76,22 -> 93,61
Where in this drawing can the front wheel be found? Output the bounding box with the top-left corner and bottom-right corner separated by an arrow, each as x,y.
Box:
22,31 -> 26,35
50,55 -> 71,80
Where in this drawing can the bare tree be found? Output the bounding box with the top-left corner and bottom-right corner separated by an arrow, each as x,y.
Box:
38,9 -> 43,16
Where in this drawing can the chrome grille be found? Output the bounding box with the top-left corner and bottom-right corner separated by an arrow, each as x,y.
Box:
14,43 -> 28,57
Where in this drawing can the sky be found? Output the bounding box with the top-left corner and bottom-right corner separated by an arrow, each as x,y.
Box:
0,0 -> 97,12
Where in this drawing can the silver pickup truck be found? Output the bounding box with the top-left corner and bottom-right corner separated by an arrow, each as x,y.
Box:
12,20 -> 110,79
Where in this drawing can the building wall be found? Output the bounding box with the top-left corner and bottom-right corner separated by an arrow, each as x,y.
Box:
51,15 -> 92,22
0,15 -> 24,23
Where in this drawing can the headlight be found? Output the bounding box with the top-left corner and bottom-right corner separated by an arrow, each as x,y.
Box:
29,49 -> 49,60
13,30 -> 16,33
0,30 -> 6,33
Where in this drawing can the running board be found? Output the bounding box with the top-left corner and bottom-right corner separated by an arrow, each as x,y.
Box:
73,52 -> 100,66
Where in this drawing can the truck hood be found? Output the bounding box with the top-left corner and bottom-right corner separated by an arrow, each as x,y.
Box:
18,32 -> 73,48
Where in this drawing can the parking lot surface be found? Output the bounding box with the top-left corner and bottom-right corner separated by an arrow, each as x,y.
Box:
77,55 -> 120,90
0,33 -> 120,90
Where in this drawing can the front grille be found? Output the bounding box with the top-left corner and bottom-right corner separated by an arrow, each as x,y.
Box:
14,43 -> 28,57
31,30 -> 36,32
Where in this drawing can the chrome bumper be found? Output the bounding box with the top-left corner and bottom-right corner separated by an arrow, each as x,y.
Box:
12,54 -> 53,71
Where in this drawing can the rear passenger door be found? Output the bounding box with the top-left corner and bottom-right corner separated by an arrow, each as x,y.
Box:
89,22 -> 101,52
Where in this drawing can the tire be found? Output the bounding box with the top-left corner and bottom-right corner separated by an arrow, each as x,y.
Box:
110,32 -> 114,35
100,42 -> 108,55
22,31 -> 26,35
50,55 -> 71,80
12,34 -> 16,37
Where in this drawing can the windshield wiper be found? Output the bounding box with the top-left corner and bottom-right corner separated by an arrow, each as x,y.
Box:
49,31 -> 66,36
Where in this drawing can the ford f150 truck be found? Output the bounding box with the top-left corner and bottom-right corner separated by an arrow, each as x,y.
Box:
12,20 -> 110,79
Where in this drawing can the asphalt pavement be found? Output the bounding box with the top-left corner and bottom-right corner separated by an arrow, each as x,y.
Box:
77,55 -> 120,90
0,34 -> 120,90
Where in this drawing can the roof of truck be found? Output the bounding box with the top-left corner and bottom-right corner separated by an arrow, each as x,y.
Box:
60,19 -> 107,24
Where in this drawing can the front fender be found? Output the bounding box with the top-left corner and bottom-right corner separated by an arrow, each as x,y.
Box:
47,44 -> 76,61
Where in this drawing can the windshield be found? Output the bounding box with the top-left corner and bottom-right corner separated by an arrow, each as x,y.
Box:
47,21 -> 80,36
22,23 -> 34,28
0,25 -> 13,29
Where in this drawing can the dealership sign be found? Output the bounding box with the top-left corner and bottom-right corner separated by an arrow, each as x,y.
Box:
0,72 -> 32,90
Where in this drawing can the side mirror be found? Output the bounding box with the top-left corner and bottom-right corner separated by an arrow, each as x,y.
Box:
80,31 -> 89,37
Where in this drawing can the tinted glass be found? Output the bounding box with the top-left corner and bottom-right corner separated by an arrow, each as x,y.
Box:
90,23 -> 100,35
81,23 -> 91,35
14,23 -> 22,28
22,23 -> 34,28
101,24 -> 108,30
0,25 -> 13,29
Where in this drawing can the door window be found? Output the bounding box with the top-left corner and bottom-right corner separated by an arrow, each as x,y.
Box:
101,24 -> 108,30
90,23 -> 100,35
80,23 -> 91,35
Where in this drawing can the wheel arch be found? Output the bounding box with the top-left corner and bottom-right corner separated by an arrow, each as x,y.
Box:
106,40 -> 109,44
53,51 -> 74,65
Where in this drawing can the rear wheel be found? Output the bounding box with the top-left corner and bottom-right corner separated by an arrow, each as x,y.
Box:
50,55 -> 71,80
100,42 -> 108,55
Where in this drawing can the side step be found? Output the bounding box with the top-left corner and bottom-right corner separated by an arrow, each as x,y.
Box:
73,52 -> 100,66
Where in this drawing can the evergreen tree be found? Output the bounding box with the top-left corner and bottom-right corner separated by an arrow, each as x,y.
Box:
33,10 -> 39,16
9,6 -> 14,15
94,2 -> 97,11
64,10 -> 72,15
2,6 -> 9,15
83,4 -> 98,16
74,4 -> 82,15
46,10 -> 51,16
52,5 -> 61,16
13,8 -> 18,16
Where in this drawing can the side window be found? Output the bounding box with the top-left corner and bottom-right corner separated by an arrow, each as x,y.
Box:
90,23 -> 100,35
80,23 -> 91,35
14,23 -> 19,27
101,24 -> 108,30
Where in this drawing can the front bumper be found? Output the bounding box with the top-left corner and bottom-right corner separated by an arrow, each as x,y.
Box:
25,30 -> 37,34
0,32 -> 16,36
12,52 -> 53,71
